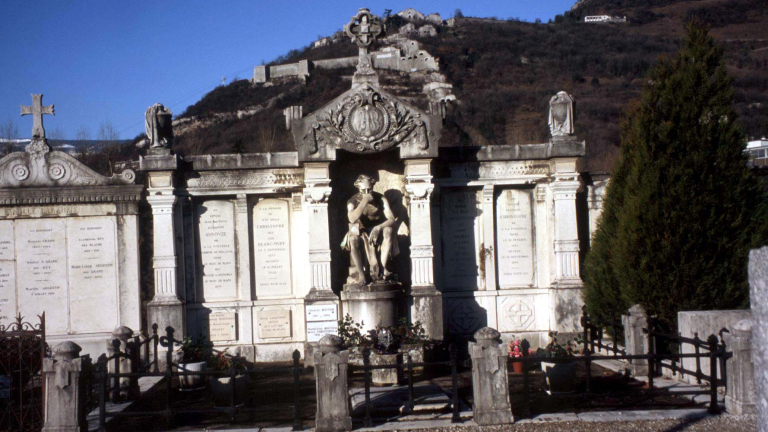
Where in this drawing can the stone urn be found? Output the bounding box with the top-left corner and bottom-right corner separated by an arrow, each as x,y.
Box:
210,374 -> 249,407
540,361 -> 577,394
178,361 -> 207,391
371,352 -> 402,386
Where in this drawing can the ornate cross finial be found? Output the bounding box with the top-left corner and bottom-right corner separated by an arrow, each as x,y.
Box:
344,8 -> 384,56
20,94 -> 55,140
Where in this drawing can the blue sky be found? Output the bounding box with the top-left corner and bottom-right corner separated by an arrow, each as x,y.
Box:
0,1 -> 575,140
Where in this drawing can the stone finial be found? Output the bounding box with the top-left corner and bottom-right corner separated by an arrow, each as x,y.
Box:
628,304 -> 647,315
52,341 -> 82,362
145,103 -> 174,150
20,94 -> 54,140
318,334 -> 343,354
548,91 -> 574,137
474,327 -> 501,344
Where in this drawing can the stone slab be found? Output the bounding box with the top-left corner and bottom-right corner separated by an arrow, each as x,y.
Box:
253,199 -> 293,297
197,200 -> 237,300
496,188 -> 534,287
440,190 -> 480,290
307,320 -> 338,343
306,303 -> 338,322
257,309 -> 292,339
350,384 -> 450,416
209,311 -> 237,341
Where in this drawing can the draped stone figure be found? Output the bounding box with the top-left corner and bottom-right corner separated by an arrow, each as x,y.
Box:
145,103 -> 174,149
341,174 -> 399,285
548,91 -> 574,137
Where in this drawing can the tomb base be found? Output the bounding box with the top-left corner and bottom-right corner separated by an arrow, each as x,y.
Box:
341,282 -> 401,333
147,298 -> 185,371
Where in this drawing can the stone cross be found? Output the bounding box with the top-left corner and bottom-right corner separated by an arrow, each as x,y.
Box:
345,8 -> 383,55
20,94 -> 55,139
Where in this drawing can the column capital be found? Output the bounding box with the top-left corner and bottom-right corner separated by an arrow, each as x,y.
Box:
304,187 -> 332,204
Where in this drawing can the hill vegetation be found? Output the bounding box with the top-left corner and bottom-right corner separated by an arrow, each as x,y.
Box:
172,0 -> 768,173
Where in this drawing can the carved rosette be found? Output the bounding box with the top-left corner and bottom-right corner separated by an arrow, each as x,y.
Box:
0,140 -> 136,188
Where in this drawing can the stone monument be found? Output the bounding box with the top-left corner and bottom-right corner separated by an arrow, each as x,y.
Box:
345,8 -> 384,86
144,103 -> 174,153
469,327 -> 514,425
341,174 -> 401,333
548,91 -> 574,137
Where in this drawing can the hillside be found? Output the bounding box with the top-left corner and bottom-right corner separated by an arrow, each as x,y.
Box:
172,1 -> 768,172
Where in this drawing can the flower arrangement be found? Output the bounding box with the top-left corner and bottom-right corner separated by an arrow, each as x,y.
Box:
508,337 -> 525,358
533,332 -> 577,363
209,349 -> 247,373
179,336 -> 211,363
337,314 -> 430,354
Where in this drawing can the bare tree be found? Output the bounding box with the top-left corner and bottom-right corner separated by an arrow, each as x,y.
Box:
76,126 -> 91,141
255,124 -> 278,153
0,116 -> 19,155
97,120 -> 120,176
48,126 -> 64,141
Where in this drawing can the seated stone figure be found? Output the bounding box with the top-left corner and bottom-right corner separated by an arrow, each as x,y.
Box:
341,174 -> 398,285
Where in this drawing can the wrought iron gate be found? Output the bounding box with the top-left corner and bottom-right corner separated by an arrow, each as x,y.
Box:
0,314 -> 46,432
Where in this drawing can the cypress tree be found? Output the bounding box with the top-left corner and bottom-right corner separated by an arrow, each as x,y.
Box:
583,22 -> 768,329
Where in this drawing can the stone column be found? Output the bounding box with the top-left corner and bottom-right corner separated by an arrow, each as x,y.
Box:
724,318 -> 756,415
43,342 -> 85,432
140,153 -> 184,366
469,327 -> 513,425
622,304 -> 648,376
549,167 -> 584,334
405,159 -> 443,340
313,335 -> 352,432
748,247 -> 768,431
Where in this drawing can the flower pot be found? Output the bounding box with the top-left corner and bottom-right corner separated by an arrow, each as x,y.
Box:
210,374 -> 249,407
178,361 -> 207,391
371,352 -> 401,386
511,359 -> 524,374
540,361 -> 577,394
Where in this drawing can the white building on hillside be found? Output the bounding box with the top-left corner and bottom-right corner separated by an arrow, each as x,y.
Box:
747,138 -> 768,167
584,15 -> 627,23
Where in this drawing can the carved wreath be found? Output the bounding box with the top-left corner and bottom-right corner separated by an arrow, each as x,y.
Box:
310,87 -> 428,154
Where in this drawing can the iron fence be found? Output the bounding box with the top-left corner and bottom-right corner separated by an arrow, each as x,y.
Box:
92,325 -> 306,431
0,313 -> 46,432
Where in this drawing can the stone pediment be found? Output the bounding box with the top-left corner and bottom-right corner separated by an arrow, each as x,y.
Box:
292,83 -> 441,161
0,140 -> 136,188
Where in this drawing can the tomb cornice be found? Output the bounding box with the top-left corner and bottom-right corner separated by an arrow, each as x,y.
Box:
0,184 -> 144,206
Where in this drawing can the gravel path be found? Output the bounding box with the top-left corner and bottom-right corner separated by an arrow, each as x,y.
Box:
379,414 -> 757,432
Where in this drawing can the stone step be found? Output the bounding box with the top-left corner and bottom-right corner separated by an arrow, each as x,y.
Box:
349,384 -> 452,417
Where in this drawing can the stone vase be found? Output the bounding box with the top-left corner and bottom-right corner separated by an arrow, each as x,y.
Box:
540,361 -> 577,394
178,361 -> 207,391
210,374 -> 249,407
371,352 -> 401,386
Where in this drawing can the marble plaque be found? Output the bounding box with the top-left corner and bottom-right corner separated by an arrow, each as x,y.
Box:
209,311 -> 237,341
0,221 -> 15,323
67,218 -> 118,333
307,320 -> 338,343
496,189 -> 534,287
257,309 -> 292,339
253,199 -> 292,297
306,304 -> 338,322
0,261 -> 15,323
441,190 -> 480,290
198,200 -> 237,299
16,219 -> 69,333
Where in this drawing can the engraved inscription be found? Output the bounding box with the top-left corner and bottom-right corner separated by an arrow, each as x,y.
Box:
0,221 -> 15,322
441,190 -> 480,290
253,199 -> 292,297
67,218 -> 118,333
198,201 -> 237,300
496,189 -> 534,287
209,311 -> 237,341
307,321 -> 338,342
16,219 -> 68,333
257,309 -> 291,339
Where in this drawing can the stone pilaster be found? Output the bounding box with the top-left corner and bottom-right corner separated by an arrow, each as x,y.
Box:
748,247 -> 768,431
140,153 -> 185,361
405,159 -> 443,340
302,162 -> 334,300
235,194 -> 252,301
43,342 -> 85,432
481,185 -> 496,291
724,318 -> 756,415
469,327 -> 514,425
549,165 -> 584,334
